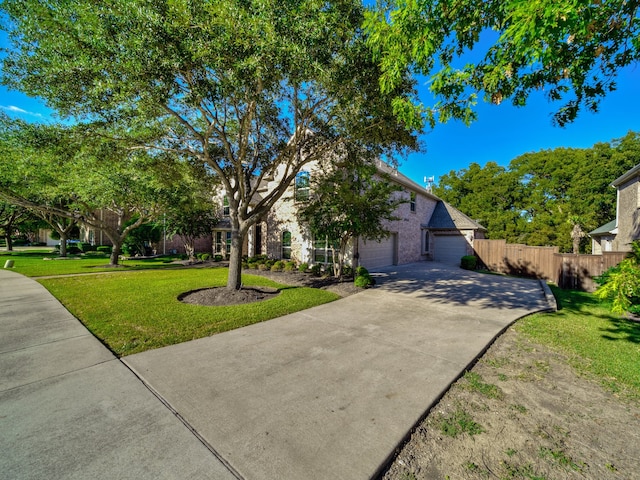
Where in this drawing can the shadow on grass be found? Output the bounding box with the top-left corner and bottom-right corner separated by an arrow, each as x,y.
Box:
551,286 -> 640,344
600,317 -> 640,344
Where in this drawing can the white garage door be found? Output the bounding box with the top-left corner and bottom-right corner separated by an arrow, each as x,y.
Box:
359,234 -> 396,270
435,234 -> 469,266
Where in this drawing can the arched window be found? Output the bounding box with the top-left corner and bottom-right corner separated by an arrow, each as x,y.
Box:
282,231 -> 292,260
423,230 -> 430,254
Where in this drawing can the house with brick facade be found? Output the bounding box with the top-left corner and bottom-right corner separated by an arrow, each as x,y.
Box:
590,163 -> 640,254
212,160 -> 486,269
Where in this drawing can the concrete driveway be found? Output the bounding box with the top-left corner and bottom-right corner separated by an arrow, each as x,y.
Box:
124,262 -> 555,480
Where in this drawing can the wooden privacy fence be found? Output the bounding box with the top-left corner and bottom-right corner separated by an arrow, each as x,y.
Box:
474,239 -> 627,291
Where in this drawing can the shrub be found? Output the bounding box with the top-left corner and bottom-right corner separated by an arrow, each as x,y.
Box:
355,266 -> 369,277
258,263 -> 269,271
310,264 -> 322,276
298,262 -> 309,273
84,250 -> 106,257
354,265 -> 375,288
79,242 -> 94,252
284,261 -> 296,272
250,254 -> 269,264
342,265 -> 353,277
271,260 -> 285,272
214,254 -> 223,262
67,246 -> 82,255
97,245 -> 112,254
354,273 -> 375,288
595,258 -> 640,314
198,253 -> 211,261
461,255 -> 477,270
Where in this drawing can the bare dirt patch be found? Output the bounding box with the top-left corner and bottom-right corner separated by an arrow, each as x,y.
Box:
381,328 -> 640,480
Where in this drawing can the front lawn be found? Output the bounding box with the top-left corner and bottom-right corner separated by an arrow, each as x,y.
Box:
516,286 -> 640,399
1,250 -> 184,277
39,268 -> 339,356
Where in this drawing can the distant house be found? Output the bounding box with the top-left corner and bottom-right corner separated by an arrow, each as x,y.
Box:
589,220 -> 616,254
212,160 -> 486,269
590,163 -> 640,253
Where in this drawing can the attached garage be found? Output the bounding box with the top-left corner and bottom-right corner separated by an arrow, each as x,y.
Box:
433,234 -> 469,266
358,234 -> 397,270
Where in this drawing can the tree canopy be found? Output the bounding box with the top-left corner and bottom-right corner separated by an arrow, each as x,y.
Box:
433,131 -> 640,252
1,0 -> 418,289
364,0 -> 640,128
0,115 -> 193,264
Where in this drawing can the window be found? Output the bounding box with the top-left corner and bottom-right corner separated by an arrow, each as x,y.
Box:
225,232 -> 231,254
295,171 -> 310,202
410,192 -> 416,212
282,231 -> 292,260
313,236 -> 336,264
215,232 -> 223,254
223,196 -> 230,216
422,230 -> 430,254
215,231 -> 232,256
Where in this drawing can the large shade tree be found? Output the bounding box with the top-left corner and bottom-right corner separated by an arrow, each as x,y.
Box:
364,0 -> 640,128
434,131 -> 640,252
0,117 -> 188,265
1,0 -> 418,289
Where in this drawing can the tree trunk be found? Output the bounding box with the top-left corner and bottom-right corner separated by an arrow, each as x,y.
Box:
4,234 -> 13,251
226,229 -> 244,290
109,241 -> 122,266
59,232 -> 68,257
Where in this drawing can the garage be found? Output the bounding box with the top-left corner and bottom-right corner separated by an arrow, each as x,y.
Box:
434,234 -> 469,266
358,234 -> 397,270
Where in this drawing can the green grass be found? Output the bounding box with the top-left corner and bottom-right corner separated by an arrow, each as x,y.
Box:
437,407 -> 484,437
39,268 -> 339,356
1,250 -> 183,276
463,371 -> 504,399
516,286 -> 640,400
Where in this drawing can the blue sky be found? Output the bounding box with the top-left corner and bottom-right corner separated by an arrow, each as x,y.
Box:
2,31 -> 639,188
400,63 -> 640,188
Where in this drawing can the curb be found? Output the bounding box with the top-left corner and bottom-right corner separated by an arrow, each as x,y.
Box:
539,279 -> 558,312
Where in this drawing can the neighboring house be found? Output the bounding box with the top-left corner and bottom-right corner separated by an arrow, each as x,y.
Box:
589,220 -> 616,254
590,163 -> 640,253
212,160 -> 486,269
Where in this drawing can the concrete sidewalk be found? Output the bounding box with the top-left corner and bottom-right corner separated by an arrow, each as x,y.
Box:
124,262 -> 555,480
0,268 -> 238,480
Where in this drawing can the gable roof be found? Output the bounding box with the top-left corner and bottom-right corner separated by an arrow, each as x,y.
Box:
612,163 -> 640,187
426,201 -> 487,231
589,219 -> 617,236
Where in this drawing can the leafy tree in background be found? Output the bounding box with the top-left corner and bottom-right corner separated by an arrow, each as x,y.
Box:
432,162 -> 525,242
364,0 -> 640,128
1,0 -> 418,290
298,155 -> 404,278
164,172 -> 221,262
0,117 -> 187,265
434,132 -> 640,252
0,201 -> 28,250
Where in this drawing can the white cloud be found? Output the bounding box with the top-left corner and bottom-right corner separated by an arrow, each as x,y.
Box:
0,105 -> 44,118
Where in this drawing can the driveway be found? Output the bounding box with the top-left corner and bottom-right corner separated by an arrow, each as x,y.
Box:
124,262 -> 554,480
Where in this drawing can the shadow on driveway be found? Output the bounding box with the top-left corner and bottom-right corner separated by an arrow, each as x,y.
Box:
372,262 -> 549,311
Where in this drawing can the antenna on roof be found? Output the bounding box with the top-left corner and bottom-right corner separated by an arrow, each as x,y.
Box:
424,176 -> 434,193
